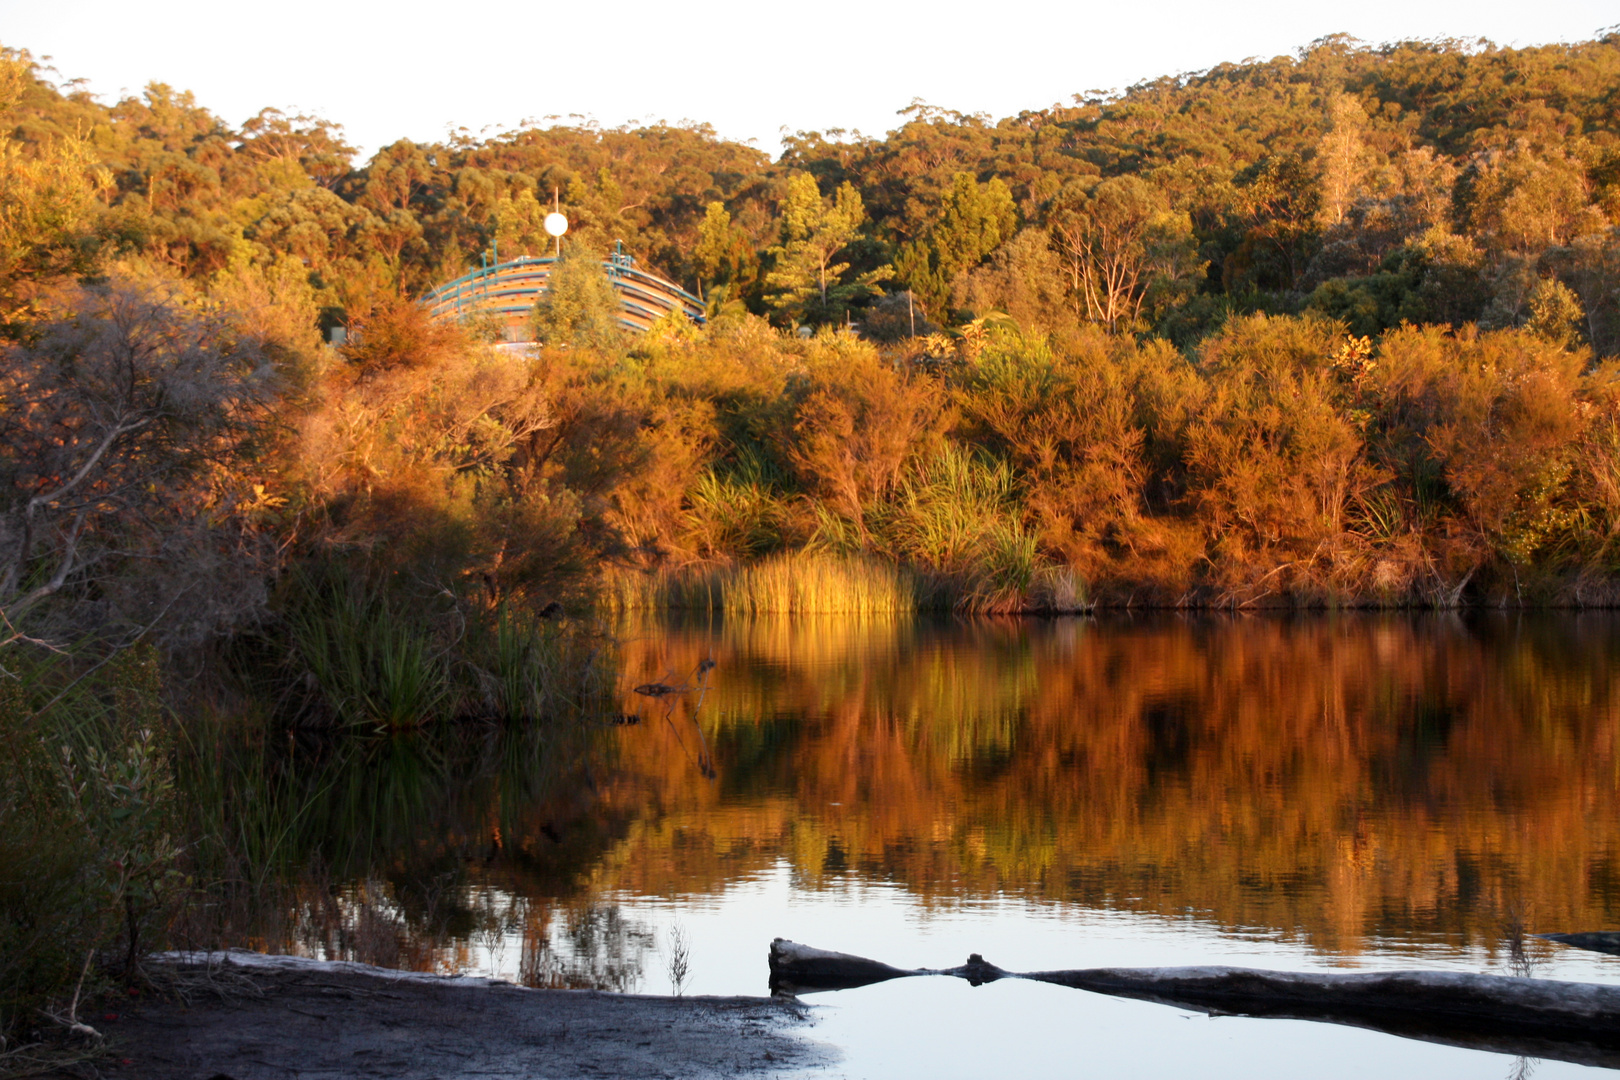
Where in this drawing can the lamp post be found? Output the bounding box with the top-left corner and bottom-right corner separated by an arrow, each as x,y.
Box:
544,186 -> 568,258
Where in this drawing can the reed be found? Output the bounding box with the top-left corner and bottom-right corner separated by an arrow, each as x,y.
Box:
285,579 -> 451,730
602,548 -> 1092,616
721,554 -> 919,615
463,605 -> 615,724
604,553 -> 921,616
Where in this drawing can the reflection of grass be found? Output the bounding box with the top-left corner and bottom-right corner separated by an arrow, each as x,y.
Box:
169,712 -> 614,967
605,553 -> 921,615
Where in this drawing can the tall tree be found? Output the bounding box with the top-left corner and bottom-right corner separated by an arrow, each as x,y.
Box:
1047,177 -> 1200,333
693,200 -> 755,298
894,172 -> 1017,316
764,173 -> 886,323
1316,94 -> 1371,229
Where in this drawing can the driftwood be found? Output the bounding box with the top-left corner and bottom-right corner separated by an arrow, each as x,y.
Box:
1539,931 -> 1620,957
768,939 -> 1620,1069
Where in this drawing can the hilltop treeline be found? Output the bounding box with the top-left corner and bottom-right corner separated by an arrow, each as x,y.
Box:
4,33 -> 1619,342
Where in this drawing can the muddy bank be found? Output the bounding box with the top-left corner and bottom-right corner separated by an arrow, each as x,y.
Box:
92,952 -> 826,1080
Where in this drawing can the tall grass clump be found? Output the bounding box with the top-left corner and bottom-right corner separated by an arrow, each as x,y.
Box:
463,605 -> 615,724
280,568 -> 616,728
285,574 -> 452,730
683,449 -> 789,561
719,553 -> 919,615
874,444 -> 1056,613
602,553 -> 920,616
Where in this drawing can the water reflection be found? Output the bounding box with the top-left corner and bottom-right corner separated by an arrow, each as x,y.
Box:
606,612 -> 1620,959
209,611 -> 1620,996
176,714 -> 661,989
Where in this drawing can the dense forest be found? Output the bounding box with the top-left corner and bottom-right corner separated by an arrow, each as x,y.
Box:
6,32 -> 1620,1046
6,32 -> 1620,640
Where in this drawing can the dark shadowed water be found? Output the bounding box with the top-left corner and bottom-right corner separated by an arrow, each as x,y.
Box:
220,612 -> 1620,1078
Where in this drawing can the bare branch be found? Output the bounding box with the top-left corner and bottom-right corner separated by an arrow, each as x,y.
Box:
3,506 -> 91,620
1,417 -> 149,597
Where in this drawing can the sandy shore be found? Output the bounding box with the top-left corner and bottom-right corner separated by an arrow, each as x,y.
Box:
91,952 -> 829,1079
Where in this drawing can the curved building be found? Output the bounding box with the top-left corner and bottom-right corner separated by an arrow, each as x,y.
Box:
424,243 -> 704,340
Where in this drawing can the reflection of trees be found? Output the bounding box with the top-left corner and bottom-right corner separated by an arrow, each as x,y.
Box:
183,716 -> 648,987
520,904 -> 655,992
603,613 -> 1620,957
270,880 -> 654,992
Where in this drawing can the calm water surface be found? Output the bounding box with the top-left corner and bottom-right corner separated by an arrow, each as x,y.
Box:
246,613 -> 1620,1078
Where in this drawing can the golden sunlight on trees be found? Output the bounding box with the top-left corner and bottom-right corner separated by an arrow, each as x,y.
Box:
5,32 -> 1620,631
1316,94 -> 1373,230
895,172 -> 1017,318
494,187 -> 553,257
784,337 -> 949,539
531,244 -> 625,348
693,200 -> 755,307
0,54 -> 109,321
764,173 -> 888,323
1047,177 -> 1200,334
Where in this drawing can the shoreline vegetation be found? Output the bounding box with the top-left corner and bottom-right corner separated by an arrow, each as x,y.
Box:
6,25 -> 1620,1069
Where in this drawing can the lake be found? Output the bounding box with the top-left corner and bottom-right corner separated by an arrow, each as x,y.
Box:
223,612 -> 1620,1078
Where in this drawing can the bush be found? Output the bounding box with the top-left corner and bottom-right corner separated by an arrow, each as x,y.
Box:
0,645 -> 181,1051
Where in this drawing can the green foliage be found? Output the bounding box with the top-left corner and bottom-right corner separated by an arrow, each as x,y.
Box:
895,172 -> 1017,318
693,201 -> 754,295
531,244 -> 624,349
7,33 -> 1620,343
1307,228 -> 1489,335
764,173 -> 890,323
286,573 -> 452,729
684,450 -> 787,561
0,645 -> 182,1048
1527,278 -> 1586,348
878,444 -> 1021,567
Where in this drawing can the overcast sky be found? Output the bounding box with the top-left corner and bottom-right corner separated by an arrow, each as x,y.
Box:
2,0 -> 1615,160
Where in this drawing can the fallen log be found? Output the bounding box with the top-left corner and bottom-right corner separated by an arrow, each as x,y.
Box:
1538,931 -> 1620,957
768,939 -> 1620,1069
766,941 -> 929,995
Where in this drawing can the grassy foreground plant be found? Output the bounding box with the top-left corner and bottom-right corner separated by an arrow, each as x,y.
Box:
0,645 -> 182,1061
286,576 -> 451,730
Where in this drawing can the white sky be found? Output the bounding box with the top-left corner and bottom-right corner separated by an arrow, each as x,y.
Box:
2,0 -> 1616,161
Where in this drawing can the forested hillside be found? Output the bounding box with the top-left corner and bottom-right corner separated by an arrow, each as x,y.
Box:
5,34 -> 1618,343
4,31 -> 1620,653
